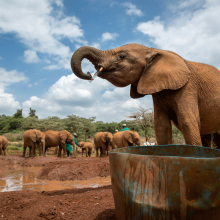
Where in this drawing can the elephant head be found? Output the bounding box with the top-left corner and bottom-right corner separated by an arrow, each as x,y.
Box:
60,130 -> 75,145
79,141 -> 85,148
102,132 -> 113,144
71,44 -> 191,97
124,130 -> 141,146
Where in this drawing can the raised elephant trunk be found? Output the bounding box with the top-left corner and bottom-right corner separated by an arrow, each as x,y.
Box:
70,46 -> 103,80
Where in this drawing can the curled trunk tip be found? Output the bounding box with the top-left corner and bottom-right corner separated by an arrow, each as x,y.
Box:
70,46 -> 102,80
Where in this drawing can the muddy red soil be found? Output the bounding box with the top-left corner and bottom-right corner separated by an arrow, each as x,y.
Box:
0,155 -> 116,220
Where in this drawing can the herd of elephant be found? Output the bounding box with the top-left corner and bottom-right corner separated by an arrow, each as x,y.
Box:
0,129 -> 141,157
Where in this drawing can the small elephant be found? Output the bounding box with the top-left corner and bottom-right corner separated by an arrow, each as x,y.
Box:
78,141 -> 93,157
0,135 -> 8,156
94,132 -> 115,157
44,130 -> 75,157
71,44 -> 220,147
113,130 -> 141,148
22,129 -> 45,157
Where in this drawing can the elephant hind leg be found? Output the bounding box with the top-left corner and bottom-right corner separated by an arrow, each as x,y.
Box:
0,148 -> 2,155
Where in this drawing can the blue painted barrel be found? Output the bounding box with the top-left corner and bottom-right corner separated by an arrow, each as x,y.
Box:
109,145 -> 220,220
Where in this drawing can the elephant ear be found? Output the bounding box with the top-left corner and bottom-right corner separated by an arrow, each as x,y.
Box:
124,131 -> 133,144
30,131 -> 37,142
102,133 -> 107,143
137,49 -> 191,95
130,85 -> 145,99
60,130 -> 68,144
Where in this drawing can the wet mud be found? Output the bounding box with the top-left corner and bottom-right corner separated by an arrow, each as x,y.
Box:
0,155 -> 116,219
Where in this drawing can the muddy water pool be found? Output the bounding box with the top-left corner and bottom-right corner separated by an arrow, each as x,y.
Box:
0,166 -> 111,192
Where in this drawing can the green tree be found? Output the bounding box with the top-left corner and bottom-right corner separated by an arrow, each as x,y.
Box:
29,108 -> 38,118
13,109 -> 23,118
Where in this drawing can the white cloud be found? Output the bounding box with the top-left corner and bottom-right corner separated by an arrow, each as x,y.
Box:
101,32 -> 119,42
28,84 -> 32,87
0,91 -> 21,115
22,69 -> 153,121
24,50 -> 40,63
0,56 -> 2,59
22,96 -> 62,117
0,0 -> 84,69
0,67 -> 28,89
136,0 -> 220,69
0,68 -> 28,115
121,3 -> 143,16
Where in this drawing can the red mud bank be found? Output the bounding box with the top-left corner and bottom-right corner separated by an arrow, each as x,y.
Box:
0,186 -> 116,220
37,158 -> 110,181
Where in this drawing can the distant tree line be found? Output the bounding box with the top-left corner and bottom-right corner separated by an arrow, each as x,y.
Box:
0,107 -> 184,143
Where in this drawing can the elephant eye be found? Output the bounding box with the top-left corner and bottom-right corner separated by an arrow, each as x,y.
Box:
118,54 -> 125,59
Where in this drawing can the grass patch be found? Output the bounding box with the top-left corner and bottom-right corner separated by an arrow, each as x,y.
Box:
7,145 -> 23,151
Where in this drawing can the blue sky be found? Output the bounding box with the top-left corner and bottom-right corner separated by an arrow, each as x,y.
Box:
0,0 -> 219,122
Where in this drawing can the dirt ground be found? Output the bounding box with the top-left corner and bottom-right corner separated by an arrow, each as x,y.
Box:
0,155 -> 116,220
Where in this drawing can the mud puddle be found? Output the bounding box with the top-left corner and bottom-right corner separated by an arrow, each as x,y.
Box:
0,167 -> 111,192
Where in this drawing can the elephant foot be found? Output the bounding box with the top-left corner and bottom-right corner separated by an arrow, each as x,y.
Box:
57,155 -> 61,157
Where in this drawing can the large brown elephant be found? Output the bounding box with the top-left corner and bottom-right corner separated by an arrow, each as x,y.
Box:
78,141 -> 93,157
113,130 -> 140,148
44,130 -> 75,157
94,132 -> 115,157
71,43 -> 220,147
0,136 -> 8,156
22,129 -> 45,157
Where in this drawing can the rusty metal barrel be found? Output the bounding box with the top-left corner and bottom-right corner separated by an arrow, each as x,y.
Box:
109,145 -> 220,220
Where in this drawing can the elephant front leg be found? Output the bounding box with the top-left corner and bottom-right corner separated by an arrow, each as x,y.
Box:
22,145 -> 26,157
154,109 -> 172,145
0,148 -> 2,155
177,110 -> 202,146
38,143 -> 42,156
86,148 -> 88,157
61,144 -> 67,157
82,149 -> 84,157
57,145 -> 62,157
96,147 -> 99,157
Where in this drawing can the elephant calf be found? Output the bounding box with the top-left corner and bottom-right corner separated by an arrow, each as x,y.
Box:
23,129 -> 45,157
94,132 -> 115,157
79,141 -> 93,157
0,135 -> 8,156
113,130 -> 141,148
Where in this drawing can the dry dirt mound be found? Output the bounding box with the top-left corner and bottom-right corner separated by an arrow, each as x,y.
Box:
21,156 -> 73,167
37,157 -> 110,181
0,185 -> 116,220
